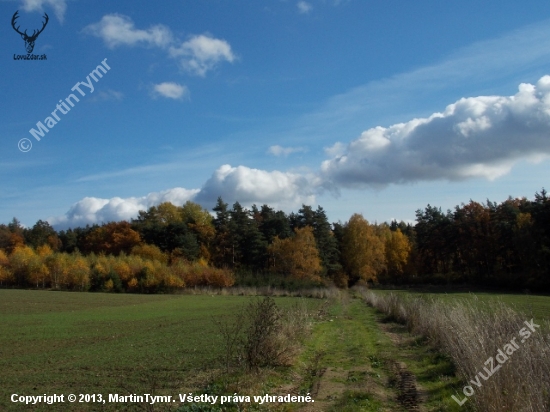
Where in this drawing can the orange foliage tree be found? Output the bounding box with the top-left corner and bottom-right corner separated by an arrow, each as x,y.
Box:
83,221 -> 141,255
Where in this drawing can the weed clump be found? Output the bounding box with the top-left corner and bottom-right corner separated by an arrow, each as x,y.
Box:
214,296 -> 313,373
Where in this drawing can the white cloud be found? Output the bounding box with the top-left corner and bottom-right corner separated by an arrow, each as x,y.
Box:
50,188 -> 199,229
290,18 -> 550,154
84,16 -> 235,77
321,76 -> 550,188
83,14 -> 172,49
90,89 -> 124,102
195,165 -> 319,210
324,142 -> 346,157
169,34 -> 236,76
20,0 -> 66,22
151,82 -> 188,100
297,1 -> 313,14
268,145 -> 306,157
49,164 -> 321,228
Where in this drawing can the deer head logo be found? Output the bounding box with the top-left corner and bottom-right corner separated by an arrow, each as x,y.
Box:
11,11 -> 49,54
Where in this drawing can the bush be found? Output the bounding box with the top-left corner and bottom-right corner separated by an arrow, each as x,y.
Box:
177,262 -> 234,288
214,296 -> 313,373
244,297 -> 282,370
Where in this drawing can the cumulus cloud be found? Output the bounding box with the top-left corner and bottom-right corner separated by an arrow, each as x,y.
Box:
297,1 -> 313,14
268,145 -> 307,157
321,76 -> 550,188
324,142 -> 346,157
169,34 -> 236,76
195,165 -> 319,209
151,82 -> 188,100
20,0 -> 66,22
50,76 -> 550,229
84,16 -> 235,77
83,14 -> 172,48
50,165 -> 320,228
50,188 -> 199,229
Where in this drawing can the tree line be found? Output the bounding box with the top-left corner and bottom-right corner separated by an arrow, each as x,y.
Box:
0,189 -> 548,292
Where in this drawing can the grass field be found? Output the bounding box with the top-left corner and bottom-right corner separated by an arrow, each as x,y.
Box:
3,288 -> 549,411
0,289 -> 320,411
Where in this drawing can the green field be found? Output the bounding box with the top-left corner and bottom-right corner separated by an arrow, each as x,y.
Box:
0,290 -> 321,411
3,288 -> 550,411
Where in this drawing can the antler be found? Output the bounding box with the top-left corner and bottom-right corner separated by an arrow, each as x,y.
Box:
33,13 -> 49,38
11,11 -> 26,37
11,11 -> 49,39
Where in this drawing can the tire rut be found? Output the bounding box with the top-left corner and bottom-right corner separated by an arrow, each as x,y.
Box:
393,361 -> 420,411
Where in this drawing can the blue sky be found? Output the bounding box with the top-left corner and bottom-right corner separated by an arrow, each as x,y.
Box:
2,0 -> 550,229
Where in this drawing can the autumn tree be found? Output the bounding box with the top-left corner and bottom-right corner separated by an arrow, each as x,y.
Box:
341,214 -> 385,284
384,229 -> 412,281
268,226 -> 322,281
290,205 -> 341,278
0,249 -> 13,286
181,201 -> 215,262
132,201 -> 212,262
64,253 -> 90,291
131,243 -> 168,263
82,221 -> 141,255
45,253 -> 69,290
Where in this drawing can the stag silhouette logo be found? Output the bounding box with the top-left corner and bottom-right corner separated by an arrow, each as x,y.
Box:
11,10 -> 49,54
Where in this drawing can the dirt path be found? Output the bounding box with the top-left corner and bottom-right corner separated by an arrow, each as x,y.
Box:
270,295 -> 429,411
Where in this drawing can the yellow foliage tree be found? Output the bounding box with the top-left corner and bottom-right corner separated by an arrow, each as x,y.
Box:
112,260 -> 132,282
131,243 -> 168,264
385,229 -> 412,278
341,214 -> 386,283
45,253 -> 68,290
63,255 -> 90,291
0,249 -> 13,285
36,244 -> 53,258
9,245 -> 38,286
268,226 -> 322,281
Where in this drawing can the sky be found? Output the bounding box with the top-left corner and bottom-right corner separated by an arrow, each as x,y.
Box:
2,0 -> 550,229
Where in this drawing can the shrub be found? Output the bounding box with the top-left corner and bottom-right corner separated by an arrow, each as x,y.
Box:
214,296 -> 313,373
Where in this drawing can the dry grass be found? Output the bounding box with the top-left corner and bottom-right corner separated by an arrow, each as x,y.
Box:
362,290 -> 550,412
183,285 -> 343,299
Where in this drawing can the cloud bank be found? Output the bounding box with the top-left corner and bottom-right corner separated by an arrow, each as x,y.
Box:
195,164 -> 318,208
50,166 -> 318,229
50,76 -> 550,228
50,188 -> 199,229
322,76 -> 550,187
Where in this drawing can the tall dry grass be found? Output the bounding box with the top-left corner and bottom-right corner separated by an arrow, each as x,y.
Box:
183,285 -> 343,299
362,291 -> 550,412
